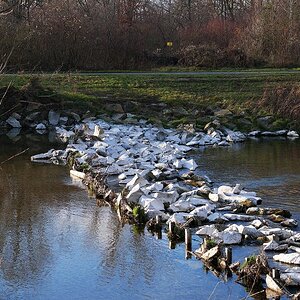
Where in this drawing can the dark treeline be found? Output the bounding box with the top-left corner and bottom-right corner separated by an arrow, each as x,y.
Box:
1,0 -> 300,70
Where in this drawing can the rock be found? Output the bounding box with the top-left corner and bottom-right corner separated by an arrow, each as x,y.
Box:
268,214 -> 285,223
126,174 -> 149,190
200,246 -> 220,261
36,123 -> 46,130
290,247 -> 300,254
152,191 -> 179,204
246,207 -> 262,215
207,213 -> 228,223
48,110 -> 60,126
208,193 -> 219,202
218,185 -> 233,195
266,274 -> 284,295
126,184 -> 144,203
248,131 -> 261,137
223,213 -> 257,222
281,272 -> 300,286
188,196 -> 212,207
93,125 -> 104,137
105,103 -> 124,113
257,116 -> 273,129
181,158 -> 198,171
70,170 -> 85,180
31,149 -> 54,161
169,199 -> 195,212
273,253 -> 300,265
167,213 -> 189,225
237,225 -> 264,239
196,225 -> 219,236
139,196 -> 164,211
216,231 -> 242,245
11,112 -> 21,120
287,131 -> 299,138
251,219 -> 264,229
6,128 -> 21,140
6,116 -> 22,128
69,112 -> 81,122
59,116 -> 68,125
25,112 -> 41,122
188,206 -> 210,220
282,218 -> 298,228
263,240 -> 288,251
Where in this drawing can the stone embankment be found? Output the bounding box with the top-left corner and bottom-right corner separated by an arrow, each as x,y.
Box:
27,110 -> 300,298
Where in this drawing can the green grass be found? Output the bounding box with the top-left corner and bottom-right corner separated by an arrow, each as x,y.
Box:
1,70 -> 300,117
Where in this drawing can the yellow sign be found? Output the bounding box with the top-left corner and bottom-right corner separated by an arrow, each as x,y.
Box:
166,41 -> 173,47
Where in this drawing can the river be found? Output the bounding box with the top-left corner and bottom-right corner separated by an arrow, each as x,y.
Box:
0,134 -> 299,300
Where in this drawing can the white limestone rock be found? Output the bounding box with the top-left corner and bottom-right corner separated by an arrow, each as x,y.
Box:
36,123 -> 46,130
181,158 -> 198,170
152,191 -> 179,204
31,149 -> 54,161
263,240 -> 288,252
215,231 -> 242,245
237,225 -> 264,239
6,116 -> 22,128
207,213 -> 228,223
166,213 -> 189,225
48,110 -> 60,126
126,184 -> 144,203
287,130 -> 299,138
223,213 -> 257,222
169,199 -> 195,212
273,253 -> 300,265
126,174 -> 149,190
196,225 -> 219,237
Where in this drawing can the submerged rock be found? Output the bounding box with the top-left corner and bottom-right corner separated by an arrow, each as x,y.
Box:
6,116 -> 22,128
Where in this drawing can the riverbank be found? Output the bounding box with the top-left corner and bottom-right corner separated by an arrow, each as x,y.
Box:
1,71 -> 300,131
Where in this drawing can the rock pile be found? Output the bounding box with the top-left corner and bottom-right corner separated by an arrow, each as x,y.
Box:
30,116 -> 300,297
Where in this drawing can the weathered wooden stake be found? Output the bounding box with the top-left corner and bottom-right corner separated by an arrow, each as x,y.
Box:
156,215 -> 162,226
185,228 -> 192,251
272,268 -> 280,280
156,216 -> 162,239
169,221 -> 175,235
157,229 -> 162,240
225,247 -> 232,265
169,240 -> 176,249
185,228 -> 192,259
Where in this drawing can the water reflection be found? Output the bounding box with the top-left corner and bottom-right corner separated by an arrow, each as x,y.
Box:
197,138 -> 300,216
1,134 -> 299,299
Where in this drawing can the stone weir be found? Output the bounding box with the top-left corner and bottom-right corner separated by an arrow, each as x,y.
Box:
31,116 -> 300,298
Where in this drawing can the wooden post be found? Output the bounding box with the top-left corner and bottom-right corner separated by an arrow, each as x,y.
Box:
169,222 -> 175,235
185,228 -> 192,259
169,240 -> 176,249
225,247 -> 232,265
156,215 -> 162,226
156,216 -> 162,239
185,228 -> 192,251
272,268 -> 280,280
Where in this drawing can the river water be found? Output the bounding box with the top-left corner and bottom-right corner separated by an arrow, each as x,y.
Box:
0,134 -> 299,300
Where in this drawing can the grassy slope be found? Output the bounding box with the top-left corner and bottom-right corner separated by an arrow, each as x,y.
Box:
1,70 -> 300,118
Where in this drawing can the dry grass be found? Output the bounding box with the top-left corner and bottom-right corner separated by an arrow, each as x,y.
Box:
259,84 -> 300,122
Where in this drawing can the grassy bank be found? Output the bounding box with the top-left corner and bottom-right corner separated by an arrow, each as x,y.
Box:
1,70 -> 300,129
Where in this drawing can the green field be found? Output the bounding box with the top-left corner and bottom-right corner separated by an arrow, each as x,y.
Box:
1,70 -> 300,128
